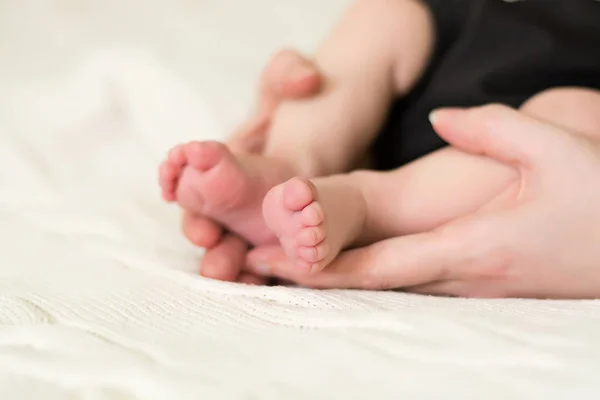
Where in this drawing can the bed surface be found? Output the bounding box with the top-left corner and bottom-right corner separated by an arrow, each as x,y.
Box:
1,0 -> 600,398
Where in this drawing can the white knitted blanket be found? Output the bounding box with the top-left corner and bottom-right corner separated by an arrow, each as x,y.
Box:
1,0 -> 599,398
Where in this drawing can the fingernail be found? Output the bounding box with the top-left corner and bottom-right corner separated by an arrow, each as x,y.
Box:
292,63 -> 315,80
255,263 -> 272,275
428,110 -> 440,125
429,107 -> 464,126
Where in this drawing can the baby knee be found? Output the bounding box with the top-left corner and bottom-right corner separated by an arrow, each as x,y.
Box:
520,87 -> 600,139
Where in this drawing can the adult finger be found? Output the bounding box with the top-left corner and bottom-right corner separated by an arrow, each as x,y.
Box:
246,237 -> 444,289
431,104 -> 572,169
200,233 -> 248,282
181,212 -> 223,248
405,280 -> 509,298
256,49 -> 322,120
236,272 -> 270,286
228,50 -> 321,154
403,281 -> 461,297
247,213 -> 510,289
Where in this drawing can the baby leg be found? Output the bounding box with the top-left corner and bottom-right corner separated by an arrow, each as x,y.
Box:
262,158 -> 487,273
263,88 -> 600,273
262,0 -> 435,176
160,0 -> 435,248
355,87 -> 600,243
263,176 -> 367,273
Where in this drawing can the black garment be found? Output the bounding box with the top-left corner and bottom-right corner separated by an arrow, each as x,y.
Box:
373,0 -> 600,170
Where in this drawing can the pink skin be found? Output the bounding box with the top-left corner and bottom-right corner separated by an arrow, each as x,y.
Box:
159,140 -> 296,248
164,49 -> 322,284
199,232 -> 249,282
263,177 -> 365,274
263,178 -> 327,273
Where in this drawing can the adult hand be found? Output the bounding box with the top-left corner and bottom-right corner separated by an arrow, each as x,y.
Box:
246,104 -> 600,298
226,49 -> 322,154
182,49 -> 322,283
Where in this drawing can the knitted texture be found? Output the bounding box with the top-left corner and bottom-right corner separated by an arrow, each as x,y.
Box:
1,1 -> 599,398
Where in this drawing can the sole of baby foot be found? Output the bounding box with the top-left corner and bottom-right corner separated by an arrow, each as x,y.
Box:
263,176 -> 366,274
159,140 -> 296,246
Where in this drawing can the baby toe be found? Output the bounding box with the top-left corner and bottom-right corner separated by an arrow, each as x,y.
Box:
294,259 -> 313,274
297,226 -> 325,247
300,202 -> 324,227
184,141 -> 228,172
160,161 -> 179,182
282,177 -> 316,212
168,144 -> 187,166
298,242 -> 329,263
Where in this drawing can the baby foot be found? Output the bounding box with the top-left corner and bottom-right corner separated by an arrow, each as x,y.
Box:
263,177 -> 366,274
159,141 -> 295,246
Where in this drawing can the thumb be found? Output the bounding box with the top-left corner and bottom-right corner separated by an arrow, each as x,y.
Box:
430,104 -> 568,169
227,116 -> 269,154
228,50 -> 321,154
